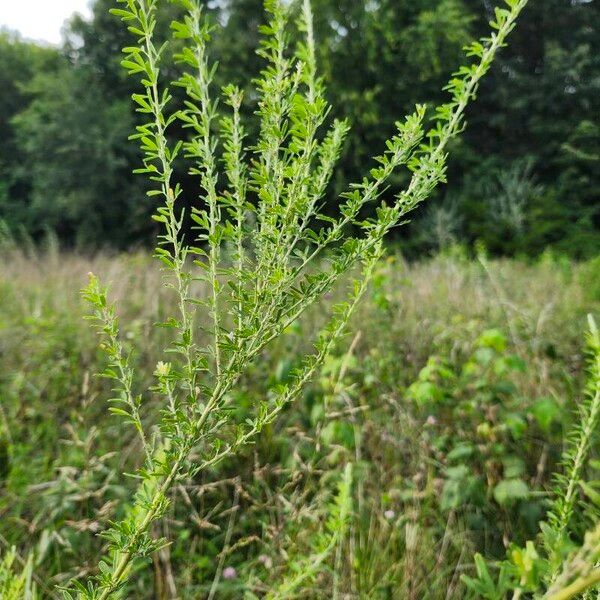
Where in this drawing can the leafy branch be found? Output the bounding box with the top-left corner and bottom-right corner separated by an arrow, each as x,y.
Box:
63,0 -> 528,596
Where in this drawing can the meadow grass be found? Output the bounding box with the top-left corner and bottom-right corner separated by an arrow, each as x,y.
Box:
0,247 -> 598,597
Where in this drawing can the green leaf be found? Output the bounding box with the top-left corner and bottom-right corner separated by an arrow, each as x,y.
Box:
580,481 -> 600,507
109,407 -> 132,419
493,478 -> 529,506
477,329 -> 507,353
531,397 -> 561,433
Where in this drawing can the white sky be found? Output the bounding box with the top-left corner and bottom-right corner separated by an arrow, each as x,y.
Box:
0,0 -> 92,45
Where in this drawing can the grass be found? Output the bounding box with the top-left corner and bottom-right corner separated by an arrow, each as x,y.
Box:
0,245 -> 598,597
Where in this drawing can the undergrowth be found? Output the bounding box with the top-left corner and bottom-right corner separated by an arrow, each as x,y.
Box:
0,247 -> 599,597
1,0 -> 600,597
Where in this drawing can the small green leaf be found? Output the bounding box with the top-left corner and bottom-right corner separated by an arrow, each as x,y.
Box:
493,478 -> 529,506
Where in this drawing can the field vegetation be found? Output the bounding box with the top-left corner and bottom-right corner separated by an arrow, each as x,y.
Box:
0,0 -> 599,598
1,243 -> 599,597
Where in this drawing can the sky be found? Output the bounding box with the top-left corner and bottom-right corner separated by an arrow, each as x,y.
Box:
1,0 -> 92,45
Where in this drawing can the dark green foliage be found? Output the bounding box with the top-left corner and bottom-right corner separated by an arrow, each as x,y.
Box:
407,328 -> 560,541
11,65 -> 140,246
0,31 -> 59,231
457,0 -> 600,257
0,0 -> 598,254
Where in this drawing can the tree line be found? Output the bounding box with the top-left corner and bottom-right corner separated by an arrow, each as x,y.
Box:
0,0 -> 598,256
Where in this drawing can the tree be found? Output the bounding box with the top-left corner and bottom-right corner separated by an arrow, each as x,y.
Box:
11,62 -> 141,246
1,0 -> 598,255
0,31 -> 59,232
453,0 -> 600,257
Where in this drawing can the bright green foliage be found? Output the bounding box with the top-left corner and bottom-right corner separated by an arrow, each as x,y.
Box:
544,316 -> 600,579
462,553 -> 514,600
55,0 -> 530,596
461,317 -> 600,600
0,548 -> 37,600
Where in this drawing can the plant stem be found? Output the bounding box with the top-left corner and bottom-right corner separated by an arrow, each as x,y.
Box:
546,570 -> 600,600
96,451 -> 186,600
